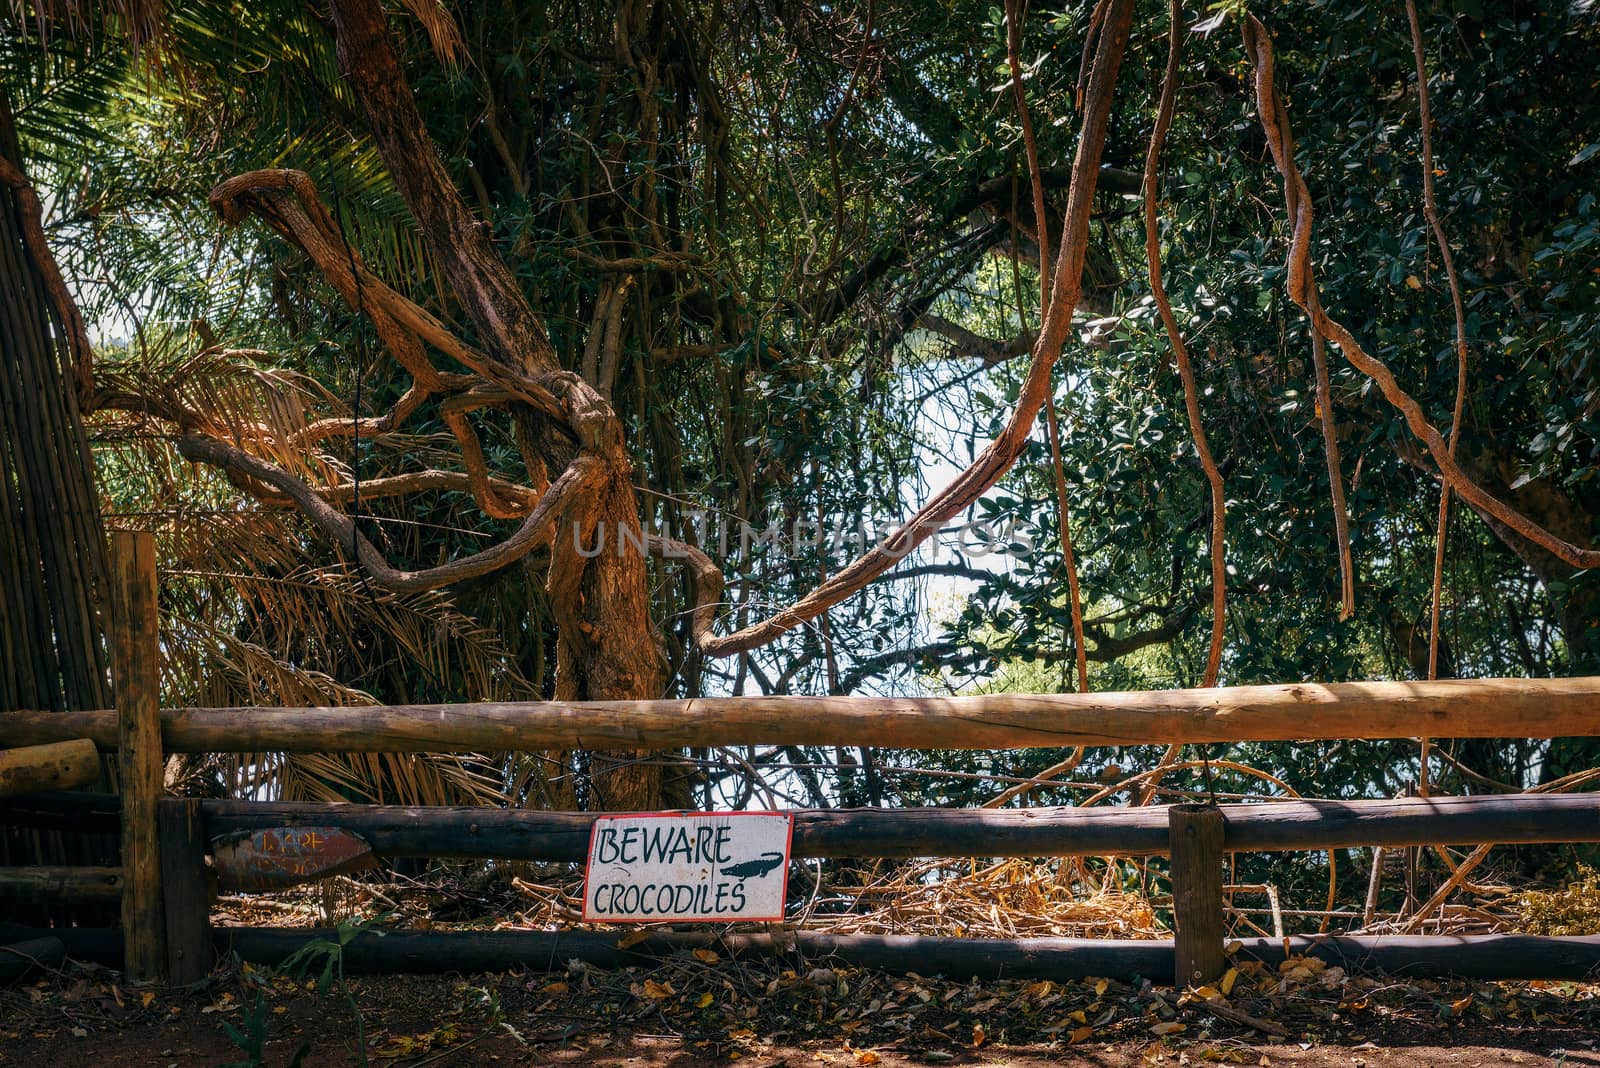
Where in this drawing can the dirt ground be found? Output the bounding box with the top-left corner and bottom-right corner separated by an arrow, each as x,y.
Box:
1,951 -> 1595,1068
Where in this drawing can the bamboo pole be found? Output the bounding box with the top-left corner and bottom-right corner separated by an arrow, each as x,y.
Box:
111,531 -> 165,982
0,677 -> 1597,753
0,739 -> 99,799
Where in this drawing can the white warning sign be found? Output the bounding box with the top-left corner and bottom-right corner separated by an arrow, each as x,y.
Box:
582,811 -> 793,922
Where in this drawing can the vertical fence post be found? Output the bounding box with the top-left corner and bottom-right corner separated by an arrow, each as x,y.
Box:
1168,803 -> 1225,987
158,799 -> 210,984
111,530 -> 165,981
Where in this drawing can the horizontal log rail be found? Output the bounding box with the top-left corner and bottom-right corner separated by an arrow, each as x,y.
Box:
196,793 -> 1600,861
0,739 -> 100,799
9,793 -> 1599,861
1,677 -> 1597,753
8,925 -> 1599,983
0,865 -> 124,902
0,936 -> 65,985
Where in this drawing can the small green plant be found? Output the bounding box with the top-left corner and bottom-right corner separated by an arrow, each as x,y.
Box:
276,912 -> 391,1067
220,991 -> 271,1068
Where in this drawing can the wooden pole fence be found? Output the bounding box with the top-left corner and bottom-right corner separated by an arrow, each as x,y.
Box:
0,866 -> 123,902
9,926 -> 1600,984
110,530 -> 165,982
1169,804 -> 1226,985
7,792 -> 1600,864
193,793 -> 1600,862
1,676 -> 1597,753
158,799 -> 211,985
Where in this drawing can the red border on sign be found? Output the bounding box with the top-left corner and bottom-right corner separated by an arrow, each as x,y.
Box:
581,810 -> 795,923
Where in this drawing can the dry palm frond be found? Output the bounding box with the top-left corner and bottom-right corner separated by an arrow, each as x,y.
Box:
95,348 -> 341,481
396,0 -> 463,70
96,406 -> 542,806
235,748 -> 502,807
8,0 -> 167,57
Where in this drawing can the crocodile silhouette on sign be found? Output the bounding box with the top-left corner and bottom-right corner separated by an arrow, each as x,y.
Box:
719,851 -> 785,879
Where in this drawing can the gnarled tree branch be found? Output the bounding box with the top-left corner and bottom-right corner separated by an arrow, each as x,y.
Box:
175,434 -> 590,594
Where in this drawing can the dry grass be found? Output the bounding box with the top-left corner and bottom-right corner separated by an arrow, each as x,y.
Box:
804,859 -> 1162,939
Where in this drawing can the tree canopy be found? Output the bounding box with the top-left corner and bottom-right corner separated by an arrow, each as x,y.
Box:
2,0 -> 1597,810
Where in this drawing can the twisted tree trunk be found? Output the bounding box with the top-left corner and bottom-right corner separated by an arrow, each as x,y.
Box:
326,0 -> 671,809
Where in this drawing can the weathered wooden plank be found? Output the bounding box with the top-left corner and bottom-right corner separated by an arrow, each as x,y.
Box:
111,530 -> 165,981
0,739 -> 99,799
1169,804 -> 1225,985
158,799 -> 211,985
197,793 -> 1600,863
0,677 -> 1597,753
0,865 -> 123,901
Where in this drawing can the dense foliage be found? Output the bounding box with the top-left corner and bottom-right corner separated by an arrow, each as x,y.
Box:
2,0 -> 1597,816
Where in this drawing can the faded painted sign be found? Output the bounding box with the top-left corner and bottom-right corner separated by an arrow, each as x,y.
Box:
582,812 -> 793,922
212,825 -> 377,891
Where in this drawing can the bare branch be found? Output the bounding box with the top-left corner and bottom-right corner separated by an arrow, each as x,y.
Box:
328,0 -> 558,379
209,170 -> 568,426
175,434 -> 592,594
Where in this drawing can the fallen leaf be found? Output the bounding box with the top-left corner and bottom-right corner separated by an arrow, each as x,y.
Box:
1220,968 -> 1239,996
642,979 -> 675,1000
693,948 -> 721,964
1152,1021 -> 1187,1036
1069,1026 -> 1095,1044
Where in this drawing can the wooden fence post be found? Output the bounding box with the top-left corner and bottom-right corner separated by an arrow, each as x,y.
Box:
111,530 -> 165,982
1169,803 -> 1225,987
158,799 -> 211,984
